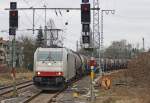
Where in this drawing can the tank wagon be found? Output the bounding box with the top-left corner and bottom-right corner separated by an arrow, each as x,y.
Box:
33,47 -> 88,90
101,58 -> 128,72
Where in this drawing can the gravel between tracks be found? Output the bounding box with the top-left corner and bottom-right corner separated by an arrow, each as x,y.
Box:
0,85 -> 41,103
55,76 -> 92,103
27,91 -> 56,103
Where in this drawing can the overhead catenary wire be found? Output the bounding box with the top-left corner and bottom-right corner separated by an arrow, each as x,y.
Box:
21,0 -> 49,30
114,14 -> 150,20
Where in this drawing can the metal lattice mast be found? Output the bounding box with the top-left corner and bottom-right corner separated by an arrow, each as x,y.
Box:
93,0 -> 100,49
93,0 -> 101,72
101,10 -> 115,55
100,10 -> 115,54
100,10 -> 115,73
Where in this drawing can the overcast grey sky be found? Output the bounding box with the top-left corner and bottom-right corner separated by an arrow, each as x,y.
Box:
0,0 -> 150,50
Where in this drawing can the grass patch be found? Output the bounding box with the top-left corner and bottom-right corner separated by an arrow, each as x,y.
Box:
0,68 -> 33,86
0,73 -> 12,86
15,68 -> 32,73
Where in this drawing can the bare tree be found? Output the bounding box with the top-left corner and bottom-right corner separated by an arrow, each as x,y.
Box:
17,35 -> 36,69
36,26 -> 44,47
104,40 -> 133,59
47,19 -> 63,47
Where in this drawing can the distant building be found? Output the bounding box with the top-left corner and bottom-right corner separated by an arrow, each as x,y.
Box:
0,37 -> 8,65
0,37 -> 23,68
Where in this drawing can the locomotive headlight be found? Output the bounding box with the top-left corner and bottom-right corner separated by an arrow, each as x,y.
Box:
37,72 -> 40,75
57,72 -> 63,76
58,72 -> 61,75
48,63 -> 52,66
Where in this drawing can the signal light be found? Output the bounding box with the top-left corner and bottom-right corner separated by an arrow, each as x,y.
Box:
81,4 -> 91,23
9,10 -> 18,28
9,2 -> 18,28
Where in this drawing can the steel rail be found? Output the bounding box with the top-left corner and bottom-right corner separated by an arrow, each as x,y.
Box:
0,80 -> 32,90
0,81 -> 33,96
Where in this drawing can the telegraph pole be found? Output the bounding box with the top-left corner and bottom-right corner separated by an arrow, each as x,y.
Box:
32,8 -> 35,35
44,5 -> 47,47
142,37 -> 145,52
76,40 -> 79,52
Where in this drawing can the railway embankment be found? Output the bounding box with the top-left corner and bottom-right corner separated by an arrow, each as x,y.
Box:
54,52 -> 150,103
127,52 -> 150,87
0,69 -> 33,87
94,52 -> 150,103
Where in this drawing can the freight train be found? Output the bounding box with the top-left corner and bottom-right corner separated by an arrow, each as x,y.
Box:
100,58 -> 128,72
33,47 -> 128,90
33,47 -> 89,90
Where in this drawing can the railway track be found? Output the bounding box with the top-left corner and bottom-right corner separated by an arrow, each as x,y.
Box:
23,78 -> 81,103
0,80 -> 32,90
23,90 -> 62,103
0,80 -> 33,96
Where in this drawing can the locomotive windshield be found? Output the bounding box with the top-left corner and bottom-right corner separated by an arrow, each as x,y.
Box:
37,51 -> 63,61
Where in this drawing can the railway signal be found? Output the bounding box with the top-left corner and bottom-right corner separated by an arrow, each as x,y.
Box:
9,10 -> 18,28
9,2 -> 18,97
9,2 -> 18,28
81,3 -> 91,48
81,3 -> 91,23
81,0 -> 91,48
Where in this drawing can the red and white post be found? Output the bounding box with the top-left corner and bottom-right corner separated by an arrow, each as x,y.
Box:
90,57 -> 96,102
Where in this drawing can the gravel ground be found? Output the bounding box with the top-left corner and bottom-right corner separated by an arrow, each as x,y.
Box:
56,76 -> 94,103
0,85 -> 41,103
